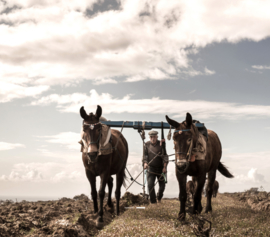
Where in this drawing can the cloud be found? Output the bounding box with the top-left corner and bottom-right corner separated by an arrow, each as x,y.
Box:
0,142 -> 25,150
93,78 -> 118,85
0,162 -> 84,183
220,168 -> 266,185
38,132 -> 81,150
0,81 -> 49,103
31,89 -> 270,120
252,65 -> 270,70
0,0 -> 270,91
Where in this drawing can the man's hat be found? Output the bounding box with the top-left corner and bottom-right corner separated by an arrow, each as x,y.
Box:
148,130 -> 158,136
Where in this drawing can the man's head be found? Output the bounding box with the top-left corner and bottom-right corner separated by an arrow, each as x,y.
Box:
148,130 -> 158,144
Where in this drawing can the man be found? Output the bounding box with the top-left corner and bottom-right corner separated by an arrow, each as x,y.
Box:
143,130 -> 168,204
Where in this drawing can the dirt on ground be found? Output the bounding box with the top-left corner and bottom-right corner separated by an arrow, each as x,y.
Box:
2,192 -> 270,236
0,193 -> 133,237
224,191 -> 270,211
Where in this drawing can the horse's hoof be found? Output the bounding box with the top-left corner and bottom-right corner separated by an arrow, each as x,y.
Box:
178,213 -> 186,222
96,217 -> 104,229
107,204 -> 114,213
205,208 -> 212,213
96,220 -> 104,229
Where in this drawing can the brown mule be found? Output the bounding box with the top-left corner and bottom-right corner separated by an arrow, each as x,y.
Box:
166,112 -> 233,221
80,105 -> 128,228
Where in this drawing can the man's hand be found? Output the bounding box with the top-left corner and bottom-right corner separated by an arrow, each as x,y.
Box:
160,139 -> 165,146
144,163 -> 148,169
162,167 -> 167,173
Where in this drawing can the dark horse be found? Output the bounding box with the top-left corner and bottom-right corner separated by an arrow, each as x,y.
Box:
80,105 -> 128,228
166,112 -> 233,220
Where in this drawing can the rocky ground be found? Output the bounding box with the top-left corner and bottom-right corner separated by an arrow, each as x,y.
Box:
1,192 -> 270,237
0,193 -> 146,237
224,191 -> 270,211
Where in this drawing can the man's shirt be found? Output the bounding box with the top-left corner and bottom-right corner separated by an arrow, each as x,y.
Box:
143,140 -> 168,173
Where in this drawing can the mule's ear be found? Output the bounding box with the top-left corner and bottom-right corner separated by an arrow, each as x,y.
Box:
166,115 -> 180,129
186,112 -> 192,127
95,105 -> 102,119
80,106 -> 89,120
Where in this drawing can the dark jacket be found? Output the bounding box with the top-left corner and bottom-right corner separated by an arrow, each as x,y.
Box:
143,140 -> 168,173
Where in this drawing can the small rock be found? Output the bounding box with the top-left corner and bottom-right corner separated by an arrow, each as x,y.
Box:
66,207 -> 72,212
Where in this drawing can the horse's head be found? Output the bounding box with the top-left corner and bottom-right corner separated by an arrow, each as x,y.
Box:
80,105 -> 102,155
166,112 -> 199,171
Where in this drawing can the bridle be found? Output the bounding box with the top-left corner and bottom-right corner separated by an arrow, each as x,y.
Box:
81,121 -> 102,164
173,125 -> 199,174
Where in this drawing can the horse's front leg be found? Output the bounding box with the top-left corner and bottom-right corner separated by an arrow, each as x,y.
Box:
177,172 -> 187,221
85,169 -> 98,213
96,171 -> 110,228
107,176 -> 114,209
193,174 -> 206,214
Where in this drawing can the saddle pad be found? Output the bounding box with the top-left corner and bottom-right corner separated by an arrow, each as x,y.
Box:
192,132 -> 207,161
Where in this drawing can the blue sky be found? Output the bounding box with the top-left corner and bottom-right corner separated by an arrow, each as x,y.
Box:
0,0 -> 270,198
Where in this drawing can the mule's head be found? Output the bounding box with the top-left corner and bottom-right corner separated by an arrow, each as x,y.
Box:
166,112 -> 199,170
80,105 -> 102,155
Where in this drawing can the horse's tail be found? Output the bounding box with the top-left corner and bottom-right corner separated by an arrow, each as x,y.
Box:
122,135 -> 129,189
122,169 -> 128,188
218,162 -> 234,178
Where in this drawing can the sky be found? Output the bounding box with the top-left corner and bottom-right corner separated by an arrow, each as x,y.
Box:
0,0 -> 270,199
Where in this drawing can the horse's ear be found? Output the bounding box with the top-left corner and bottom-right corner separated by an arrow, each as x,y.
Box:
186,112 -> 192,127
80,106 -> 89,120
165,115 -> 180,129
95,105 -> 102,119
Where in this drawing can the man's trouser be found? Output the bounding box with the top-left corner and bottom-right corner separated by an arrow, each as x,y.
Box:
147,169 -> 166,203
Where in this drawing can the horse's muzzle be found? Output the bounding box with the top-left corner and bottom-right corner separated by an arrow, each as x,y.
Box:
88,152 -> 98,163
176,157 -> 188,169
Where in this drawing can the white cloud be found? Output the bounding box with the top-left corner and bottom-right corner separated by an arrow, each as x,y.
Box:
93,78 -> 118,85
0,142 -> 25,150
252,65 -> 270,70
204,67 -> 215,75
0,81 -> 49,103
0,162 -> 84,183
38,132 -> 81,150
0,0 -> 269,91
31,89 -> 270,120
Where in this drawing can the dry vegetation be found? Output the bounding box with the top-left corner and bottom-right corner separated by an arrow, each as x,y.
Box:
99,192 -> 270,237
0,192 -> 270,236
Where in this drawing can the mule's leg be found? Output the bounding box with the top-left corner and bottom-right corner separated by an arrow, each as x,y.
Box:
115,170 -> 125,215
193,175 -> 205,214
107,176 -> 114,208
85,169 -> 98,213
177,172 -> 187,221
205,171 -> 216,213
96,171 -> 110,228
